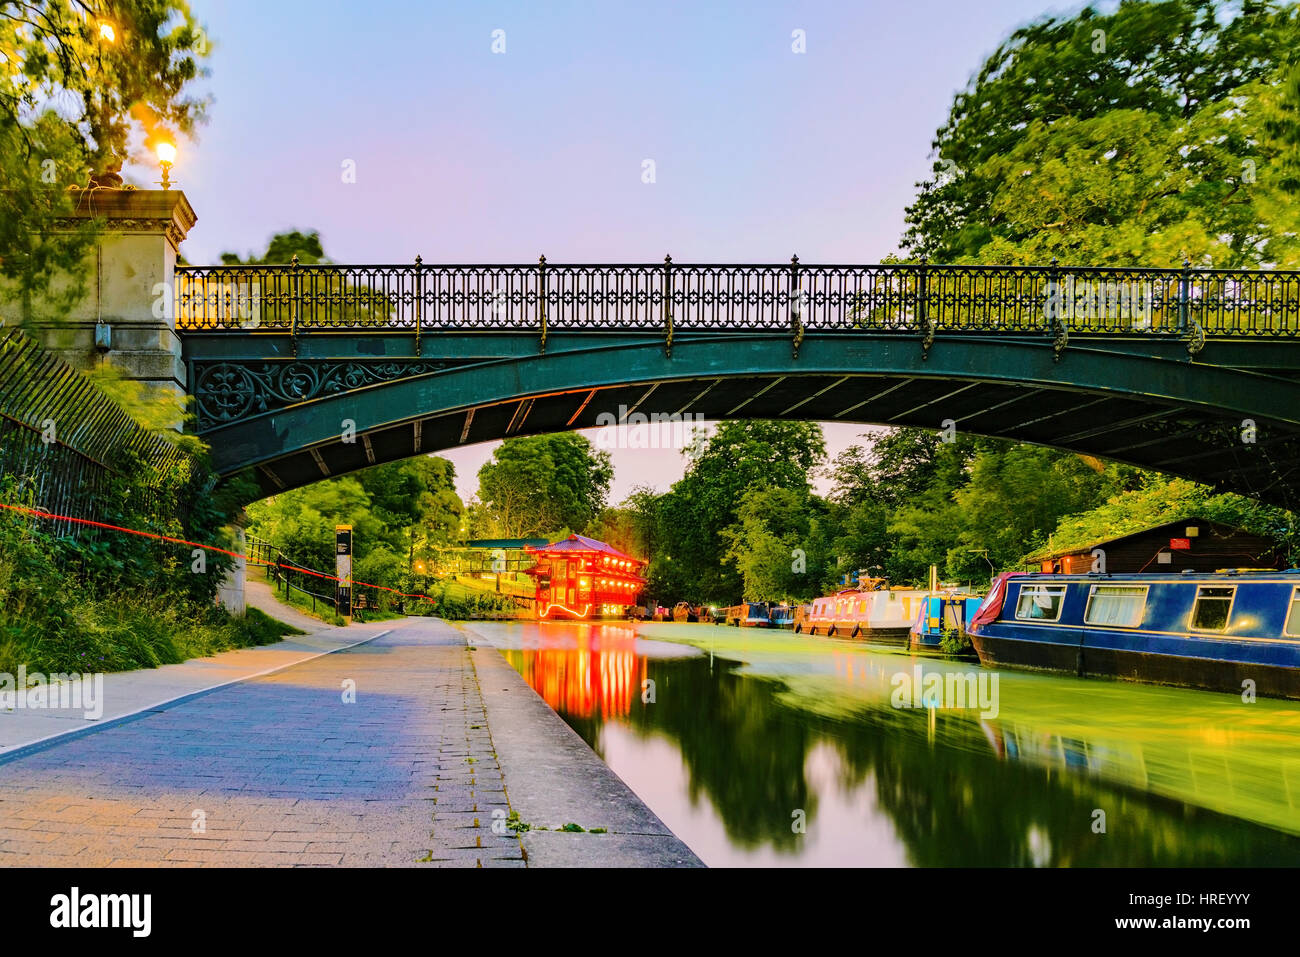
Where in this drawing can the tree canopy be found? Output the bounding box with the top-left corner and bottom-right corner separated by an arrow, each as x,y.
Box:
475,433 -> 613,538
1,0 -> 210,309
902,0 -> 1300,266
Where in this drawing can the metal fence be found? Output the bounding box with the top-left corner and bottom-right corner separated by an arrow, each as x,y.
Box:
0,330 -> 192,537
173,260 -> 1300,338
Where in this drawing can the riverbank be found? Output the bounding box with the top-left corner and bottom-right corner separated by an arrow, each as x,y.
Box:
0,586 -> 702,867
462,623 -> 703,866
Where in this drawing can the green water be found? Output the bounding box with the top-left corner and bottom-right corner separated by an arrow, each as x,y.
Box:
466,620 -> 1300,866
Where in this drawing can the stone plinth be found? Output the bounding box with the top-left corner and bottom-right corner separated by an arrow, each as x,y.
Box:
27,189 -> 197,425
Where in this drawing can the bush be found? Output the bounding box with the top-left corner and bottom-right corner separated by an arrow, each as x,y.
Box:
0,461 -> 297,674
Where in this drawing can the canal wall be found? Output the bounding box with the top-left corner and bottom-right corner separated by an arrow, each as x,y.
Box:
462,623 -> 705,867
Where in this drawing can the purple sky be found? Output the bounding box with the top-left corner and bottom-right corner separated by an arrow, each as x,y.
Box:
142,0 -> 1093,503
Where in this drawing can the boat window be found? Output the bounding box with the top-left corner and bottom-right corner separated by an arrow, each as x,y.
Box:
1191,586 -> 1235,631
1287,588 -> 1300,638
1084,585 -> 1147,627
1014,584 -> 1067,622
858,600 -> 867,614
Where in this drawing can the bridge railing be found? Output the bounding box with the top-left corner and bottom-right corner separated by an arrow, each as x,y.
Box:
173,261 -> 1300,337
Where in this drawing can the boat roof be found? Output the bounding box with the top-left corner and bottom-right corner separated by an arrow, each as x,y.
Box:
1024,516 -> 1250,562
1005,569 -> 1300,582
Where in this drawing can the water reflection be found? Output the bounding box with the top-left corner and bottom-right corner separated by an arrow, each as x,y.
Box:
503,623 -> 647,718
475,621 -> 1300,866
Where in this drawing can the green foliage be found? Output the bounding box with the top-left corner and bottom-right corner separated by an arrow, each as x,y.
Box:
420,582 -> 516,620
903,0 -> 1300,266
1043,476 -> 1298,565
0,0 -> 211,311
476,433 -> 613,538
939,627 -> 974,657
220,229 -> 327,265
246,456 -> 466,606
0,497 -> 299,674
722,486 -> 831,602
649,421 -> 826,605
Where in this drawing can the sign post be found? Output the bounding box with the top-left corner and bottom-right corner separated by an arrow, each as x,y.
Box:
336,525 -> 353,624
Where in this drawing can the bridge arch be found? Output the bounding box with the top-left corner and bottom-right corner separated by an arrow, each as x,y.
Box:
186,330 -> 1300,508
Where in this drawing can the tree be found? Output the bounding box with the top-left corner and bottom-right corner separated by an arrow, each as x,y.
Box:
219,229 -> 327,265
245,457 -> 466,583
476,433 -> 613,538
722,486 -> 831,602
1,0 -> 210,311
902,0 -> 1300,265
1045,474 -> 1297,564
245,477 -> 380,574
650,421 -> 826,604
940,445 -> 1131,580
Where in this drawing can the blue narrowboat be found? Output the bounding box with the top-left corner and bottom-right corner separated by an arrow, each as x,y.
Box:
723,602 -> 772,627
910,594 -> 983,651
968,570 -> 1300,699
767,603 -> 796,629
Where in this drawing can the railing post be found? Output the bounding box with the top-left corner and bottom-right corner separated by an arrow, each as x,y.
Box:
1177,258 -> 1191,333
918,258 -> 934,360
290,254 -> 300,357
1179,258 -> 1206,355
414,254 -> 423,358
664,254 -> 673,358
790,254 -> 804,359
538,254 -> 548,355
1049,257 -> 1068,362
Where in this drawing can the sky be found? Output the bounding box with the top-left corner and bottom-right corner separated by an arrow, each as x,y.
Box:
139,0 -> 1093,504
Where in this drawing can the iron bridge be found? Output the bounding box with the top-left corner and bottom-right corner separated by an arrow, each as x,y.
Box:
173,259 -> 1300,507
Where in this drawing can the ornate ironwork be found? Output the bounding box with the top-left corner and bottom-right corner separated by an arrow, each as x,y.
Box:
1052,316 -> 1069,361
191,359 -> 460,430
174,262 -> 1300,338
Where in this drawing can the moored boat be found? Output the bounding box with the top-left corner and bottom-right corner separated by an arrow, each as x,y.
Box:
723,602 -> 772,627
910,593 -> 983,652
795,578 -> 933,646
672,601 -> 698,623
767,602 -> 795,629
968,569 -> 1300,699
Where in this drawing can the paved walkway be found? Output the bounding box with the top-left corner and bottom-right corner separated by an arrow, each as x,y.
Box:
0,579 -> 382,755
0,618 -> 524,866
0,597 -> 703,867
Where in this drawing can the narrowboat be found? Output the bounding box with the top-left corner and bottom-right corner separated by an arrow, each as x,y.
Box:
910,594 -> 984,652
968,570 -> 1300,699
723,602 -> 772,627
795,579 -> 934,646
767,603 -> 796,629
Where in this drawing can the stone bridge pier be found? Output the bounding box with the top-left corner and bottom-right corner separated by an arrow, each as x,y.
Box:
15,190 -> 246,615
31,189 -> 194,420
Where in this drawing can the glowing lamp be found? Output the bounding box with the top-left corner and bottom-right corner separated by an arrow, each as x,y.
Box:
98,22 -> 116,42
155,141 -> 177,189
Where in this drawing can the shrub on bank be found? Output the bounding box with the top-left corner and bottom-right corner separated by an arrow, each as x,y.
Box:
0,475 -> 300,674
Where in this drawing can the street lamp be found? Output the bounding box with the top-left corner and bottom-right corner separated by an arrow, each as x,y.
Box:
155,141 -> 177,190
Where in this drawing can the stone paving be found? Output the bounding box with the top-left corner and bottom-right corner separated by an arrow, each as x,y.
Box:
0,618 -> 526,867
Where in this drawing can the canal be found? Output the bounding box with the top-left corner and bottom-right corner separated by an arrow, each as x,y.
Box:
463,620 -> 1300,866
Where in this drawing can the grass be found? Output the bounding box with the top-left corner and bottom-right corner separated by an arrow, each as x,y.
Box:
0,603 -> 303,676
